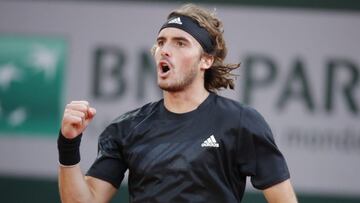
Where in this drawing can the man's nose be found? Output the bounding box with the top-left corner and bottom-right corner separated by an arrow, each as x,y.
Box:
160,44 -> 171,57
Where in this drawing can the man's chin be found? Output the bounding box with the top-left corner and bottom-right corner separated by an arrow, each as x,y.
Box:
158,83 -> 183,92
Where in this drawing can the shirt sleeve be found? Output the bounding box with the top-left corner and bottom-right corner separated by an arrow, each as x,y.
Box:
86,123 -> 128,189
240,106 -> 290,190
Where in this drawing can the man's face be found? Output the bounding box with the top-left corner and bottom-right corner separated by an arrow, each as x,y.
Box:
154,27 -> 204,92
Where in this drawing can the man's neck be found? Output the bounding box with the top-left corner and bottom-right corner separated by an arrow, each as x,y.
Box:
163,87 -> 209,114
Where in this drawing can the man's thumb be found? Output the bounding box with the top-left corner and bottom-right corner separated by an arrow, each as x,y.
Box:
88,107 -> 96,119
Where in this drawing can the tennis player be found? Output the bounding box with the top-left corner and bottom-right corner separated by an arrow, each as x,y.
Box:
58,4 -> 297,203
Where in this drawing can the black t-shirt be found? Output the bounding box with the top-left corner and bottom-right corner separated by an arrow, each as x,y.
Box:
86,93 -> 290,203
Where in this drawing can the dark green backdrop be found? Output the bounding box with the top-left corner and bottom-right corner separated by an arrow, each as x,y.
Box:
1,176 -> 359,203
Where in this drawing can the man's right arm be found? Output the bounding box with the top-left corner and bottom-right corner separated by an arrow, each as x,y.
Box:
58,101 -> 117,203
59,164 -> 117,203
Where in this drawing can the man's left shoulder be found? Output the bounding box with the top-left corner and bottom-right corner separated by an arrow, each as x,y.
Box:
213,94 -> 246,112
214,94 -> 270,129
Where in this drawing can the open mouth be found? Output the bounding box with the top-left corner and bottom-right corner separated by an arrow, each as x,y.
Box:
159,62 -> 171,74
161,64 -> 170,73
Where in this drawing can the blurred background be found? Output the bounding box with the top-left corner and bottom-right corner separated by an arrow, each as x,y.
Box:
0,0 -> 359,202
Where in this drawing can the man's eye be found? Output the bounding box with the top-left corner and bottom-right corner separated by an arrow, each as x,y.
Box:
177,41 -> 185,47
157,41 -> 164,46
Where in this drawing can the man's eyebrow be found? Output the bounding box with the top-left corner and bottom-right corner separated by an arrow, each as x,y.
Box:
172,37 -> 190,43
157,36 -> 166,42
156,36 -> 190,43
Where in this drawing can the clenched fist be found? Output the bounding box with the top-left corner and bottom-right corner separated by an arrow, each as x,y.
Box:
61,101 -> 96,139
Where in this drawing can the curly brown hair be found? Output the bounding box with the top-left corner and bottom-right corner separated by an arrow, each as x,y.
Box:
168,4 -> 240,92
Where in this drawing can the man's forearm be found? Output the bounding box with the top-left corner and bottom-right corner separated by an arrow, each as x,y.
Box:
58,164 -> 94,203
263,179 -> 298,203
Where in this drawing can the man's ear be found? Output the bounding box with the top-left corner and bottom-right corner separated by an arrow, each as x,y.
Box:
200,54 -> 214,70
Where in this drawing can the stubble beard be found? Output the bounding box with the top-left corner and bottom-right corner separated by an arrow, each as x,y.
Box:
158,66 -> 198,92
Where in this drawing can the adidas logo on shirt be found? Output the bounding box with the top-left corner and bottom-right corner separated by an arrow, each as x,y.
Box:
201,135 -> 219,148
168,17 -> 182,25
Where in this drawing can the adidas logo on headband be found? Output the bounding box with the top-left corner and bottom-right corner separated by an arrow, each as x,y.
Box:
168,17 -> 182,25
